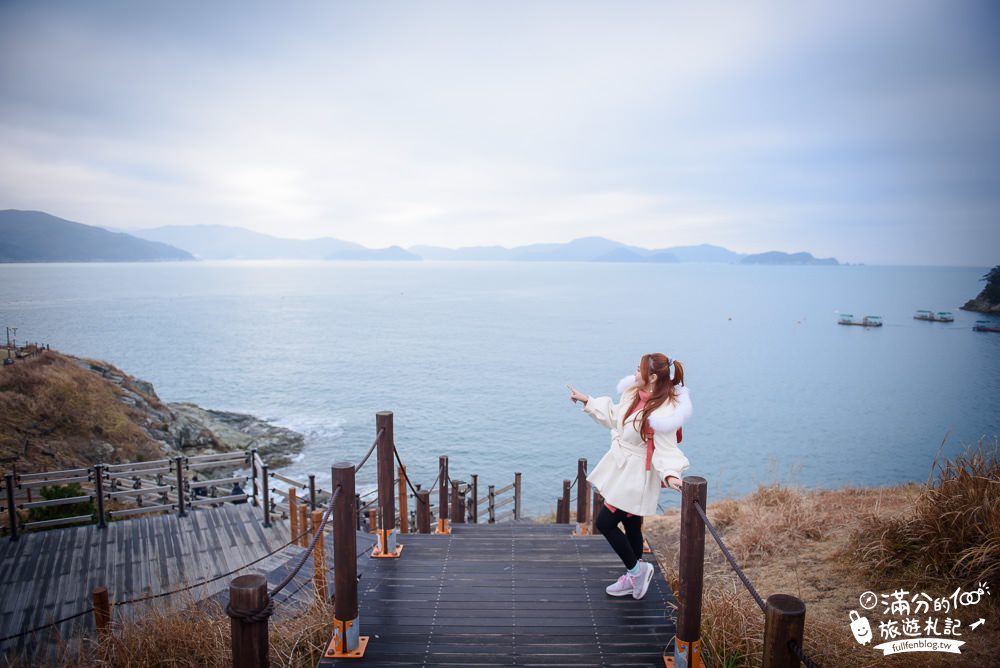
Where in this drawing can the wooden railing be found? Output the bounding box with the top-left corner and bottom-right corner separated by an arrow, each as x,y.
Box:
1,451 -> 251,539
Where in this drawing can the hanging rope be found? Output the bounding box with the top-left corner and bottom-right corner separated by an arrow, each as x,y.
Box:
355,428 -> 384,473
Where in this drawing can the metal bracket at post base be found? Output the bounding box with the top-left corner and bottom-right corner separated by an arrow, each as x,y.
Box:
434,518 -> 451,535
663,635 -> 702,668
324,617 -> 368,659
572,523 -> 591,537
643,536 -> 652,553
371,528 -> 403,558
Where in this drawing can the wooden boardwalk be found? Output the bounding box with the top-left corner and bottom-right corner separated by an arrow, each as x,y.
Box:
0,503 -> 299,655
323,522 -> 677,668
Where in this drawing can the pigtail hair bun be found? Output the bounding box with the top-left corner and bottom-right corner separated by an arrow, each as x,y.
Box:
671,359 -> 685,386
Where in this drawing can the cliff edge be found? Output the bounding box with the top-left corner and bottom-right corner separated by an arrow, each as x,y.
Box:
0,349 -> 303,473
961,264 -> 1000,313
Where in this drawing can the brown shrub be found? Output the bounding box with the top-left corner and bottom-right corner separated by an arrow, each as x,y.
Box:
0,351 -> 161,470
850,436 -> 1000,594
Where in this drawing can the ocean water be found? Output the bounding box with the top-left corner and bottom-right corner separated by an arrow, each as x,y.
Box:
1,261 -> 997,516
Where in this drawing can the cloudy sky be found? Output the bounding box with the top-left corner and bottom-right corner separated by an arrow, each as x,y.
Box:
1,1 -> 998,265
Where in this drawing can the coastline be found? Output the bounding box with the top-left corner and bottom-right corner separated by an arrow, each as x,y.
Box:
0,349 -> 305,473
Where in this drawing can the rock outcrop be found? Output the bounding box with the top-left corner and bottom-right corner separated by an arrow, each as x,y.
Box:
79,359 -> 304,468
0,350 -> 304,472
961,265 -> 1000,314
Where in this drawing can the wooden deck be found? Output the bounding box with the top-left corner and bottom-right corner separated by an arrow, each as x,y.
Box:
322,522 -> 677,668
0,503 -> 299,656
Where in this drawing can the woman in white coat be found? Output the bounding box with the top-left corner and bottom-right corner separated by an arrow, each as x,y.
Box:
567,353 -> 691,600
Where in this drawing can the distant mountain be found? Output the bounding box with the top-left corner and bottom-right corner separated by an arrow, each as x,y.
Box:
662,243 -> 745,263
326,245 -> 420,261
740,251 -> 839,266
0,210 -> 193,262
126,224 -> 364,260
408,244 -> 511,261
409,238 -> 745,263
592,247 -> 678,263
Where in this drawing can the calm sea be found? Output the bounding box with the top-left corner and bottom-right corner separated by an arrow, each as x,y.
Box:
2,261 -> 997,516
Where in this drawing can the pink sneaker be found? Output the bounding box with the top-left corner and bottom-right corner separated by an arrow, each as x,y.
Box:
631,561 -> 654,600
605,572 -> 636,597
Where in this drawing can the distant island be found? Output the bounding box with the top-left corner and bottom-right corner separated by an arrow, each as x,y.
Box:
0,210 -> 192,262
739,251 -> 839,266
124,222 -> 420,261
961,264 -> 1000,313
2,208 -> 843,265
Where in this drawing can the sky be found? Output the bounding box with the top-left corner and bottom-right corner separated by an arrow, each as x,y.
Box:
1,1 -> 998,266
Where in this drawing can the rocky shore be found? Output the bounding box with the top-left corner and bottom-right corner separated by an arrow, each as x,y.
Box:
78,358 -> 305,468
960,264 -> 1000,313
0,349 -> 304,472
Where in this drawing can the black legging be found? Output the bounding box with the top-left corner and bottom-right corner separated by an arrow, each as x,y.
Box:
595,503 -> 644,570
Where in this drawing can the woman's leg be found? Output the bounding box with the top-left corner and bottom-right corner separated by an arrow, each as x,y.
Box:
622,514 -> 644,559
595,504 -> 639,570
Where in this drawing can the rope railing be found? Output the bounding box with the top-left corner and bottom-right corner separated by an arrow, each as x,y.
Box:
392,442 -> 429,506
789,639 -> 819,668
269,486 -> 341,599
692,501 -> 766,612
0,503 -> 324,645
354,428 -> 384,473
671,476 -> 816,668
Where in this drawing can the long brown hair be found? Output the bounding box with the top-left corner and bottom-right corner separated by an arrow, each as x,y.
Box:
624,352 -> 685,438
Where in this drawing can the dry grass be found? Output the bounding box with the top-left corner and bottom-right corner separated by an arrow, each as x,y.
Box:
644,437 -> 1000,668
4,590 -> 336,668
0,350 -> 163,471
851,437 -> 1000,590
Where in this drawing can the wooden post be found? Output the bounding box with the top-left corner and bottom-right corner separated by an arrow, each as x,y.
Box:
556,497 -> 564,524
762,594 -> 806,668
328,461 -> 366,657
437,455 -> 449,533
576,458 -> 589,528
416,490 -> 431,533
308,474 -> 317,510
368,508 -> 377,533
289,487 -> 299,543
261,465 -> 271,528
592,490 -> 603,535
93,464 -> 107,529
311,509 -> 328,601
355,493 -> 362,530
5,473 -> 17,541
470,474 -> 478,524
174,457 -> 186,518
375,411 -> 398,555
228,573 -> 269,668
677,476 -> 707,667
513,472 -> 522,520
92,586 -> 111,640
397,464 -> 409,534
562,479 -> 571,522
250,449 -> 259,507
450,480 -> 462,524
488,484 -> 495,524
454,481 -> 466,524
298,504 -> 309,547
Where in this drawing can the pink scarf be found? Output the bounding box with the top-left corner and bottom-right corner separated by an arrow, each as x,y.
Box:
629,388 -> 657,472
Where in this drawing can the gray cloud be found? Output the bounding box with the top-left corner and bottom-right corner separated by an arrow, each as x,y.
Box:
1,0 -> 998,264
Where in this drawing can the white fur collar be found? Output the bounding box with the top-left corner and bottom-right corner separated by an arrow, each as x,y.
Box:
615,373 -> 692,433
616,374 -> 638,395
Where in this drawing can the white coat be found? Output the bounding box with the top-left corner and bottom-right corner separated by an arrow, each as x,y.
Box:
582,374 -> 692,517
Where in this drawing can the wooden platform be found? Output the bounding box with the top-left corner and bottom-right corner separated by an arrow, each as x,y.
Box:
0,503 -> 296,656
322,522 -> 677,668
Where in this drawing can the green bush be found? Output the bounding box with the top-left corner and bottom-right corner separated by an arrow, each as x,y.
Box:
26,482 -> 95,523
